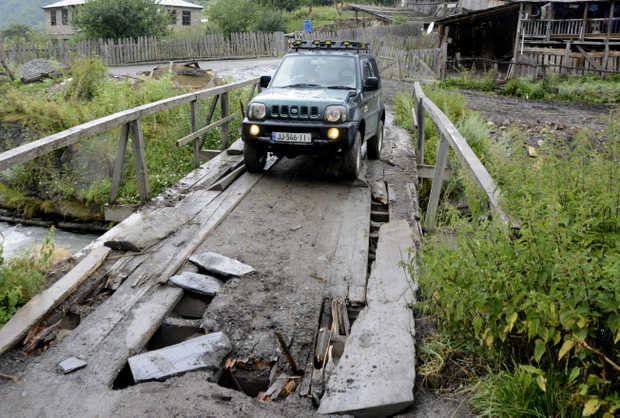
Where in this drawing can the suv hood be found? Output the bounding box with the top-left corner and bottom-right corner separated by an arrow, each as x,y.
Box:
254,87 -> 354,106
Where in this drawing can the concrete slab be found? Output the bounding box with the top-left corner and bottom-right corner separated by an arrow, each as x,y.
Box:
128,332 -> 231,383
318,220 -> 417,417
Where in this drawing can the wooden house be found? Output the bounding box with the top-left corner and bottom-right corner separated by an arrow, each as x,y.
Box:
42,0 -> 204,39
436,0 -> 620,77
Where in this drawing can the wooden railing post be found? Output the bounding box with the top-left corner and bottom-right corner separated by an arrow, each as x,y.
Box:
425,133 -> 449,230
190,100 -> 199,168
129,119 -> 150,203
109,123 -> 130,204
414,84 -> 426,165
221,92 -> 229,149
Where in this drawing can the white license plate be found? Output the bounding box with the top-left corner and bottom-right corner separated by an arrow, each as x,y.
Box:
272,132 -> 311,143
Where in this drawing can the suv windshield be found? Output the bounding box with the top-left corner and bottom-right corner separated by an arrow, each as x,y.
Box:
270,55 -> 357,89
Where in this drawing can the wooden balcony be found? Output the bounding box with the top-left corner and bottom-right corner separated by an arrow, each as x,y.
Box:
522,17 -> 620,42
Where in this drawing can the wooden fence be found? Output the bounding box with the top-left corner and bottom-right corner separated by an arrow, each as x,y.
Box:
413,82 -> 517,230
0,77 -> 260,205
511,46 -> 620,79
2,32 -> 288,66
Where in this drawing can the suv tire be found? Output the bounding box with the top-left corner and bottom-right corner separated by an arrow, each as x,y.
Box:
342,130 -> 361,180
244,141 -> 267,173
367,120 -> 383,159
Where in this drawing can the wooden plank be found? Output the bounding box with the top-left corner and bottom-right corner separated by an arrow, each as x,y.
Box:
0,245 -> 111,356
177,113 -> 241,147
417,163 -> 452,180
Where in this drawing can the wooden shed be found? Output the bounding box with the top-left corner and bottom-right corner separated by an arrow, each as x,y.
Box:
436,0 -> 620,78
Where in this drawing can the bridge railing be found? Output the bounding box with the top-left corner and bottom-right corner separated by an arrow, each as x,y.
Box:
413,82 -> 519,230
0,77 -> 260,205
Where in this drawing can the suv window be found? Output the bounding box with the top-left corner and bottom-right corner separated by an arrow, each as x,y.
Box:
362,60 -> 374,82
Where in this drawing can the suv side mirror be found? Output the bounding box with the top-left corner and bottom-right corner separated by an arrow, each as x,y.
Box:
260,76 -> 272,88
364,77 -> 379,91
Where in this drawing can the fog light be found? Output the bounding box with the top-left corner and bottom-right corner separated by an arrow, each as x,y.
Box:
327,128 -> 339,140
249,124 -> 260,136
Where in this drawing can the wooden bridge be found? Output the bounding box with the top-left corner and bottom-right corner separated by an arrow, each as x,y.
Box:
0,75 -> 508,416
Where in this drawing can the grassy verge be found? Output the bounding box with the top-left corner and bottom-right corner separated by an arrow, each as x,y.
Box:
0,55 -> 249,220
439,69 -> 620,104
396,86 -> 620,416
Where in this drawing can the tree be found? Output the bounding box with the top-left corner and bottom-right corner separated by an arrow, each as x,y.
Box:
72,0 -> 175,40
208,0 -> 255,38
1,23 -> 33,42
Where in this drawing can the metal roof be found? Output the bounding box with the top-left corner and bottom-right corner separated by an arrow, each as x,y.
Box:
43,0 -> 203,9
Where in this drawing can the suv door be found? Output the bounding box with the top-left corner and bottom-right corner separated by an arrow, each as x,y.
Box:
360,57 -> 381,140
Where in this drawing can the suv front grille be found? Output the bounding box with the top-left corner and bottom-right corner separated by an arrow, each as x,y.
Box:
270,105 -> 320,119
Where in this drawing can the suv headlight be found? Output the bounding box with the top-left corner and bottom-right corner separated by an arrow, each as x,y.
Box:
248,102 -> 266,120
324,105 -> 347,123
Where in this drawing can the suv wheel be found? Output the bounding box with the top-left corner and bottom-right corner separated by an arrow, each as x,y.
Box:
367,120 -> 383,159
244,141 -> 267,173
342,130 -> 361,180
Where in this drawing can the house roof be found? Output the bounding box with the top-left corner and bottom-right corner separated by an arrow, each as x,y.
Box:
43,0 -> 203,9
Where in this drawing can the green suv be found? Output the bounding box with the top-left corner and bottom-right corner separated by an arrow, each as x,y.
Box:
241,40 -> 385,179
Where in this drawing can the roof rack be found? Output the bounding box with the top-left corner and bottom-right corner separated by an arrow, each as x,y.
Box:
288,40 -> 370,53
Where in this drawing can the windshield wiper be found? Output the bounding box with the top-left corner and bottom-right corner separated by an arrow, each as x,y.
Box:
283,83 -> 322,88
327,85 -> 355,90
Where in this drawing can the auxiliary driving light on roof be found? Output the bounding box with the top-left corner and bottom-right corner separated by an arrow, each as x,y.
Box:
313,40 -> 321,45
343,41 -> 350,46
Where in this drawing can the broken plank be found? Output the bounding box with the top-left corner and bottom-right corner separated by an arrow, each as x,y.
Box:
156,172 -> 264,283
371,180 -> 388,205
58,283 -> 183,386
0,245 -> 111,356
128,332 -> 231,382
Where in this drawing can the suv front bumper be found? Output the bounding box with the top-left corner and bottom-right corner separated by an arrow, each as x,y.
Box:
242,118 -> 357,156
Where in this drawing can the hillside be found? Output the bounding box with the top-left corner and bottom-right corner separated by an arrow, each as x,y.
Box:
0,0 -> 50,30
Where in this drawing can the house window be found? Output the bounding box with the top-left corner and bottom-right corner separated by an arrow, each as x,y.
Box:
169,9 -> 177,24
62,9 -> 68,25
182,11 -> 191,26
50,11 -> 57,26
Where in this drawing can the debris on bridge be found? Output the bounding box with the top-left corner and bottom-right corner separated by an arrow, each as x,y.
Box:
57,357 -> 87,374
128,332 -> 232,383
189,252 -> 256,278
169,271 -> 224,296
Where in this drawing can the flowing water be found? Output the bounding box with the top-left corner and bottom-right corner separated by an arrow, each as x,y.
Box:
0,222 -> 99,259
